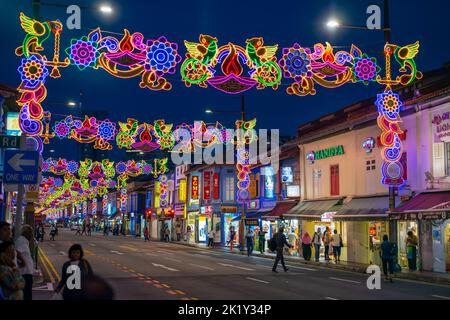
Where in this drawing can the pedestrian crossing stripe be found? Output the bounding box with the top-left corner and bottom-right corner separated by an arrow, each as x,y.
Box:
32,283 -> 54,291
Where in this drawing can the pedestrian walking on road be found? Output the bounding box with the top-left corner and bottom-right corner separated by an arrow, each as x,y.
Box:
331,230 -> 343,264
176,224 -> 182,242
229,227 -> 236,252
38,224 -> 45,242
380,235 -> 394,282
312,228 -> 322,262
15,225 -> 34,300
87,223 -> 92,236
322,227 -> 331,261
55,244 -> 94,300
50,225 -> 57,241
258,228 -> 267,254
301,232 -> 312,261
272,226 -> 293,273
164,226 -> 170,242
246,228 -> 254,256
144,227 -> 150,242
81,222 -> 87,236
0,241 -> 25,300
208,228 -> 215,247
75,224 -> 81,236
406,230 -> 418,270
186,226 -> 192,244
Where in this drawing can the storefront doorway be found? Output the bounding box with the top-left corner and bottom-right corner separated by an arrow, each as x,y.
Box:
398,221 -> 419,269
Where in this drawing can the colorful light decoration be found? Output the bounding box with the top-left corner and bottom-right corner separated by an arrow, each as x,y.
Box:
92,197 -> 97,216
181,35 -> 281,94
306,151 -> 315,164
235,119 -> 256,203
158,174 -> 168,208
102,195 -> 108,215
376,42 -> 422,186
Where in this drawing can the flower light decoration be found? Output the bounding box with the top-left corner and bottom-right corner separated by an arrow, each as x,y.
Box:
280,43 -> 380,96
181,35 -> 281,94
102,194 -> 108,215
158,174 -> 168,208
362,137 -> 376,154
376,42 -> 422,186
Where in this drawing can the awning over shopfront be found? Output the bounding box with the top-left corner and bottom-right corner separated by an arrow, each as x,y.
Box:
232,212 -> 264,222
390,191 -> 450,221
333,195 -> 394,220
262,201 -> 298,220
284,198 -> 343,220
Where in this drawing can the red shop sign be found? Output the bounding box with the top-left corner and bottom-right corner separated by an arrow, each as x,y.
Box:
204,171 -> 211,200
213,173 -> 220,199
191,176 -> 199,199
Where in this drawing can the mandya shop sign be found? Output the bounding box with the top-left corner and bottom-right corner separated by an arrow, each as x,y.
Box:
306,145 -> 345,163
432,108 -> 450,142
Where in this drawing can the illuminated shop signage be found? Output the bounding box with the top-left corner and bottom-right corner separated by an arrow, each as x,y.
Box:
321,212 -> 336,222
262,167 -> 275,199
213,173 -> 220,199
287,185 -> 300,197
203,171 -> 211,200
432,108 -> 450,142
281,167 -> 293,183
191,176 -> 199,199
306,145 -> 345,163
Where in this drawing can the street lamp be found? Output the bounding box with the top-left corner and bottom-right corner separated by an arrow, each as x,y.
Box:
33,1 -> 114,20
326,19 -> 340,29
67,101 -> 77,107
99,4 -> 113,14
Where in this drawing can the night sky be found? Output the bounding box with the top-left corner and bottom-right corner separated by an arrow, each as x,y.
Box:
1,0 -> 449,160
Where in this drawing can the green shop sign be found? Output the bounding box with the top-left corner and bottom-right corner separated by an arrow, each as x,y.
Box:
307,145 -> 345,162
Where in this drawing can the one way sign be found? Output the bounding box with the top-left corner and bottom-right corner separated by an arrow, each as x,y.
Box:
4,150 -> 39,184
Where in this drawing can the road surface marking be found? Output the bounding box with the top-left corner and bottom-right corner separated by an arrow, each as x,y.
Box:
189,264 -> 214,271
285,264 -> 317,272
120,245 -> 139,252
329,277 -> 361,284
164,257 -> 182,263
84,249 -> 95,256
152,263 -> 179,272
246,277 -> 269,284
196,251 -> 220,256
162,284 -> 170,288
154,284 -> 164,288
325,297 -> 339,300
49,244 -> 55,247
166,290 -> 177,295
110,250 -> 124,255
59,251 -> 66,256
137,273 -> 145,277
175,290 -> 185,295
157,250 -> 174,255
33,283 -> 54,291
145,253 -> 158,256
89,243 -> 96,247
145,280 -> 154,284
432,295 -> 450,300
218,263 -> 255,271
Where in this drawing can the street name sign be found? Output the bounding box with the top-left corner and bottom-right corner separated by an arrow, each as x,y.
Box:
0,135 -> 21,149
4,150 -> 39,184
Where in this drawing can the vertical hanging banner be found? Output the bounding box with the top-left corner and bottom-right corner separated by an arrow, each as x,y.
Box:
191,176 -> 199,200
213,173 -> 220,200
203,171 -> 211,200
179,179 -> 187,202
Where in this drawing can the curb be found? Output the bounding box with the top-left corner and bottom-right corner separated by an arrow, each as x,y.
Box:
169,241 -> 450,286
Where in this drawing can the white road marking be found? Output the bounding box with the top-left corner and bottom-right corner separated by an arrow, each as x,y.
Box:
285,264 -> 317,272
89,243 -> 96,247
329,277 -> 361,284
145,253 -> 158,257
49,244 -> 55,247
110,250 -> 124,255
151,263 -> 179,272
325,296 -> 339,300
157,250 -> 174,255
59,251 -> 66,256
218,263 -> 255,271
119,245 -> 139,252
197,251 -> 220,256
189,264 -> 215,271
432,295 -> 450,300
33,283 -> 54,291
164,257 -> 182,263
246,277 -> 269,284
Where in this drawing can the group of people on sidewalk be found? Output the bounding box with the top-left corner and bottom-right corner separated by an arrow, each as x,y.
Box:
0,222 -> 35,300
301,227 -> 342,263
74,221 -> 93,236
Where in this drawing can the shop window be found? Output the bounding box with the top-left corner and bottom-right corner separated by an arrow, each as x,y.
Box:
366,159 -> 376,171
330,165 -> 340,196
313,168 -> 322,198
225,176 -> 235,201
446,143 -> 450,176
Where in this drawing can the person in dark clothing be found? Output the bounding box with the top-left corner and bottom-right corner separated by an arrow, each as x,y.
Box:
55,244 -> 94,300
272,227 -> 293,273
258,229 -> 267,254
380,235 -> 394,282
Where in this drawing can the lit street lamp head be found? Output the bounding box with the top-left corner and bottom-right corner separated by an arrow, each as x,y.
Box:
99,4 -> 113,14
326,19 -> 340,29
67,101 -> 77,107
205,109 -> 213,114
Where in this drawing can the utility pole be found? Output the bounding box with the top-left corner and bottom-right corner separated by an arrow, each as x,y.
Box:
238,94 -> 246,252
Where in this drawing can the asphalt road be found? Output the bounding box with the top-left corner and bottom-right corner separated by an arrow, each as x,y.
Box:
33,228 -> 450,300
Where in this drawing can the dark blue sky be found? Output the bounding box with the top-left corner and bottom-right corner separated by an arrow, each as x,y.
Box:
1,0 -> 449,159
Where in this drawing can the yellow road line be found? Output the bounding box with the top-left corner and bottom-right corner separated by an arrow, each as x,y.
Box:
38,248 -> 55,284
119,245 -> 139,252
39,247 -> 61,282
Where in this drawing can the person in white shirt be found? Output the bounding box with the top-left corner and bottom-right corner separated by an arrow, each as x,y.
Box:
312,228 -> 322,262
208,229 -> 215,247
14,225 -> 34,300
331,229 -> 342,263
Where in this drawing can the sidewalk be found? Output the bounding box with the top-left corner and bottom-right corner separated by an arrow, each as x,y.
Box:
168,240 -> 450,286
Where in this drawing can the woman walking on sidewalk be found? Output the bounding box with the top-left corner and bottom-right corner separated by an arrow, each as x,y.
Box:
301,232 -> 312,261
55,244 -> 94,300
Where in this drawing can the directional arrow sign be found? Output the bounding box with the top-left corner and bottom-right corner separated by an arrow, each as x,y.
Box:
4,150 -> 39,184
151,263 -> 179,272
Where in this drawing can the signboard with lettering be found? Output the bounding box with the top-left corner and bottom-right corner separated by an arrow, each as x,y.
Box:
179,179 -> 187,202
191,176 -> 199,199
390,211 -> 450,221
221,206 -> 237,213
0,135 -> 21,149
213,173 -> 219,199
306,145 -> 345,163
245,219 -> 259,226
203,171 -> 211,200
432,107 -> 450,142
